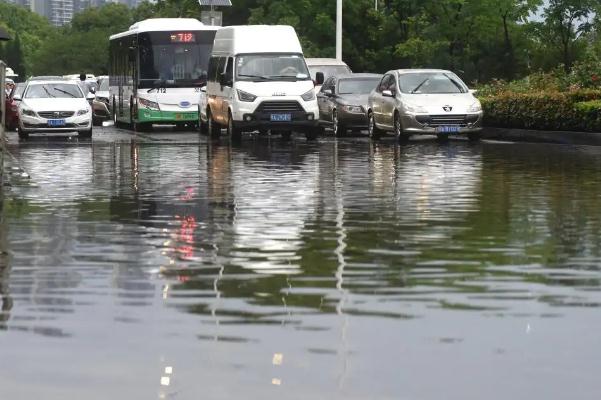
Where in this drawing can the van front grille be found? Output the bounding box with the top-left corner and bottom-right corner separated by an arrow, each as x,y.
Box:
256,101 -> 304,113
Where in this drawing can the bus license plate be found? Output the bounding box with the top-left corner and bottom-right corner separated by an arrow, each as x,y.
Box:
48,119 -> 66,127
436,126 -> 460,133
271,114 -> 292,122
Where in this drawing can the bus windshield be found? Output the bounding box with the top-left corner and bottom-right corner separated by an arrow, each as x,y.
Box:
138,31 -> 215,89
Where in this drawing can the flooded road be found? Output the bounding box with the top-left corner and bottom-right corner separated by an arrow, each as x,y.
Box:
1,127 -> 601,399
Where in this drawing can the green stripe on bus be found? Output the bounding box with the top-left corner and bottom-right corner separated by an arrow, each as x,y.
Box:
138,109 -> 198,123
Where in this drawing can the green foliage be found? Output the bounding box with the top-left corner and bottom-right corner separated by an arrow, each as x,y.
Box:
481,90 -> 601,131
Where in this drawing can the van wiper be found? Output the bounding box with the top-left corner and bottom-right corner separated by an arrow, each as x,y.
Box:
238,74 -> 271,81
268,75 -> 302,81
411,78 -> 430,94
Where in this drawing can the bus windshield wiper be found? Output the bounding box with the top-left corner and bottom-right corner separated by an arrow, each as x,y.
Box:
411,78 -> 430,94
238,74 -> 271,81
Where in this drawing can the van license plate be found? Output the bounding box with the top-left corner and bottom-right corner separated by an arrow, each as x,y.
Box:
48,119 -> 66,127
271,114 -> 292,122
436,126 -> 460,133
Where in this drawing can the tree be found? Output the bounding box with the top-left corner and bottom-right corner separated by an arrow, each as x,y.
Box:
4,34 -> 26,80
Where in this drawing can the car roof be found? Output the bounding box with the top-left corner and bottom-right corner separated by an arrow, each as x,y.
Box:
29,76 -> 67,81
336,73 -> 382,80
27,80 -> 79,85
395,69 -> 453,74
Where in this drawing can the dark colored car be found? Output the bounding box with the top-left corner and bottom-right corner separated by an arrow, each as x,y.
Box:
5,83 -> 26,131
317,73 -> 383,136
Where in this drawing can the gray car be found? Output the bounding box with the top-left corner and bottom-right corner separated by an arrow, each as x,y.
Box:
317,73 -> 382,136
367,69 -> 483,142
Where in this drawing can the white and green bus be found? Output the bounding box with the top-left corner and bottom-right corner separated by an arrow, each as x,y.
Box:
109,18 -> 218,131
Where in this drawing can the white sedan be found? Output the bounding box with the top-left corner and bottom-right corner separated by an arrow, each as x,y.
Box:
15,80 -> 95,139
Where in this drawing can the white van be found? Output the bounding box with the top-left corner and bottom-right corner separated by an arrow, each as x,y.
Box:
202,25 -> 321,140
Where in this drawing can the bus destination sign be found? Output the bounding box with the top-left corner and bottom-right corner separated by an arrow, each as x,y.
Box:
170,33 -> 196,43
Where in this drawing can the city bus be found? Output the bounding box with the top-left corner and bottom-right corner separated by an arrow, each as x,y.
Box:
109,18 -> 218,131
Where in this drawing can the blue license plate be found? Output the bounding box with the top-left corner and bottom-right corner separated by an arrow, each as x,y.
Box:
270,113 -> 292,122
436,126 -> 460,133
48,119 -> 66,127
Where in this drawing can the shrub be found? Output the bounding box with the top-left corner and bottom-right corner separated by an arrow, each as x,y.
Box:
480,90 -> 601,132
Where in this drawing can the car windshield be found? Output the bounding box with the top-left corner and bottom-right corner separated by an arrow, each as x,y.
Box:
25,83 -> 83,99
98,79 -> 109,91
399,72 -> 467,94
338,78 -> 381,94
236,54 -> 311,81
308,65 -> 351,81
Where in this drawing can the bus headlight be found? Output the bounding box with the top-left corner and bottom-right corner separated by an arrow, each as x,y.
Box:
139,97 -> 160,110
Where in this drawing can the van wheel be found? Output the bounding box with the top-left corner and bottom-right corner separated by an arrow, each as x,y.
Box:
368,112 -> 382,140
227,112 -> 242,141
281,131 -> 292,141
305,128 -> 318,141
467,132 -> 481,142
207,110 -> 220,138
199,109 -> 208,135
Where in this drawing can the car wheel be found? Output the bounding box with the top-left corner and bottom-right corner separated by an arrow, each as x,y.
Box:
280,131 -> 292,141
227,112 -> 242,141
199,108 -> 208,135
368,112 -> 382,140
79,127 -> 93,138
436,133 -> 450,142
17,127 -> 28,139
394,112 -> 410,144
467,132 -> 481,142
333,110 -> 346,137
207,110 -> 220,138
305,128 -> 318,141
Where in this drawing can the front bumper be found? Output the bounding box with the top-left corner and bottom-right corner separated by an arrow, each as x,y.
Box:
138,108 -> 198,123
232,99 -> 319,130
19,114 -> 92,133
401,112 -> 483,134
337,108 -> 369,128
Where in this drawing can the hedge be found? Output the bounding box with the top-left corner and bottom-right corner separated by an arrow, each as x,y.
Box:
480,90 -> 601,132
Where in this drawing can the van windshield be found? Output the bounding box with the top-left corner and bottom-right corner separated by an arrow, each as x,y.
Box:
236,54 -> 311,82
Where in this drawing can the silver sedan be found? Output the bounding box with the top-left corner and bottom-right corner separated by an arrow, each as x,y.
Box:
367,69 -> 483,142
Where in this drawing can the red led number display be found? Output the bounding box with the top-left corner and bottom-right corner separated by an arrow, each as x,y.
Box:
170,33 -> 196,43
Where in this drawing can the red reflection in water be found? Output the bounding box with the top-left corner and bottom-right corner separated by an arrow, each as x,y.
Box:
175,215 -> 197,261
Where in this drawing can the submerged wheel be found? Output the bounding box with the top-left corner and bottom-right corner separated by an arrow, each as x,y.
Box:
368,112 -> 382,140
207,109 -> 221,138
227,112 -> 242,141
333,110 -> 346,137
394,112 -> 410,144
17,127 -> 28,139
467,132 -> 481,142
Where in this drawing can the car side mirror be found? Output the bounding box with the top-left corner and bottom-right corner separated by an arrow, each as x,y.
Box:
201,86 -> 207,93
89,87 -> 96,94
86,92 -> 96,100
382,90 -> 394,97
323,88 -> 334,96
315,72 -> 325,86
13,94 -> 21,101
469,89 -> 477,95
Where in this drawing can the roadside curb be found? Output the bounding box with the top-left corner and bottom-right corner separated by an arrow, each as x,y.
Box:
483,127 -> 601,146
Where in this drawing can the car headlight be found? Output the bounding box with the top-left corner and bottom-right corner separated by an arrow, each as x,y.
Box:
301,89 -> 315,101
343,105 -> 364,114
237,89 -> 257,102
139,97 -> 160,110
467,101 -> 482,112
404,103 -> 428,113
77,108 -> 90,116
20,108 -> 36,117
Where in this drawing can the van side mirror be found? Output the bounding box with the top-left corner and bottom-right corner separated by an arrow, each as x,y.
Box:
201,86 -> 207,93
382,90 -> 394,97
13,94 -> 21,101
315,72 -> 325,86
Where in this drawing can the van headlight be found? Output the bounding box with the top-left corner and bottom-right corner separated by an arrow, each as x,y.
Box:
467,101 -> 482,112
77,108 -> 90,116
301,89 -> 315,101
139,97 -> 160,110
237,89 -> 257,102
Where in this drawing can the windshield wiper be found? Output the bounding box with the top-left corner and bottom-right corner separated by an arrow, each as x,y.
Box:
268,75 -> 305,81
42,86 -> 56,98
53,88 -> 76,97
443,73 -> 466,93
238,74 -> 271,81
411,78 -> 430,94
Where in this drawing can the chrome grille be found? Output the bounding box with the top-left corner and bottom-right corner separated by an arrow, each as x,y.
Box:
38,111 -> 75,119
257,101 -> 304,113
428,114 -> 467,127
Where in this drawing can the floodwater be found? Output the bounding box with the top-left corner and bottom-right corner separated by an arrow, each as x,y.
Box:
1,129 -> 601,399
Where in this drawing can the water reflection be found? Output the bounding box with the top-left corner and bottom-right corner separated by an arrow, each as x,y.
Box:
2,138 -> 601,399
